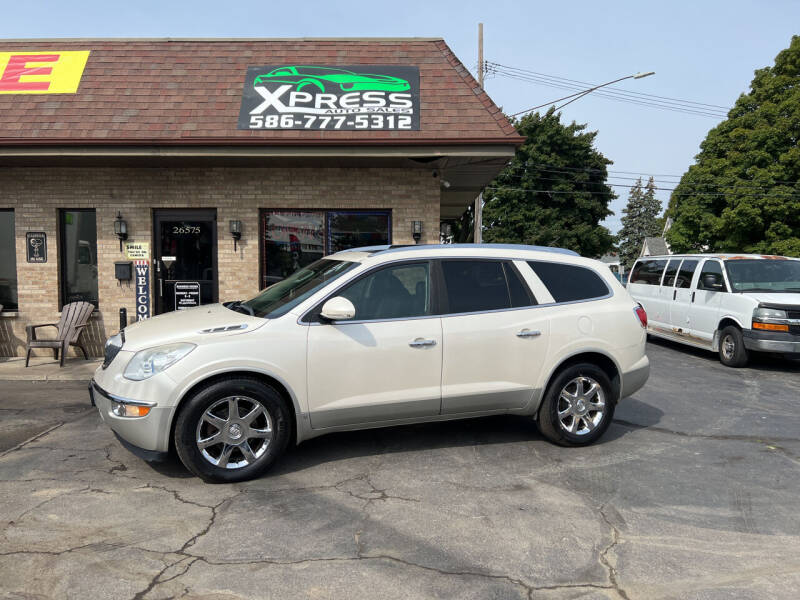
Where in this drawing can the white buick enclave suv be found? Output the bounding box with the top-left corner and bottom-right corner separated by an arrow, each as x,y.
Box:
91,244 -> 650,483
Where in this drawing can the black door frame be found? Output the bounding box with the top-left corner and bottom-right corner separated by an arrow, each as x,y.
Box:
152,208 -> 218,315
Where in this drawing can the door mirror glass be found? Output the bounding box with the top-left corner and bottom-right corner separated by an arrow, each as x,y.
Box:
320,296 -> 356,321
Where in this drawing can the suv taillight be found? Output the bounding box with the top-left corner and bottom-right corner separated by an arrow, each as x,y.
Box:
634,304 -> 647,328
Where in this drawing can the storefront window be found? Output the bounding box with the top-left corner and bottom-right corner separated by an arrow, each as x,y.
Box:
59,209 -> 99,307
261,210 -> 390,287
263,211 -> 325,287
328,211 -> 391,254
0,210 -> 18,311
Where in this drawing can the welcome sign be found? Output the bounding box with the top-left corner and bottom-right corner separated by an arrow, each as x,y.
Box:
238,65 -> 420,131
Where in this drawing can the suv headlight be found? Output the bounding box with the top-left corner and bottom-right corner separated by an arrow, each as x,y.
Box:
123,343 -> 196,381
103,333 -> 124,369
753,307 -> 788,321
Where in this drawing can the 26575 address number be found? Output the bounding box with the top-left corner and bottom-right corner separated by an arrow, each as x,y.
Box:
249,114 -> 412,129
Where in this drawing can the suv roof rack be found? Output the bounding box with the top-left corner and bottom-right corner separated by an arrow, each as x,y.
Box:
373,243 -> 579,256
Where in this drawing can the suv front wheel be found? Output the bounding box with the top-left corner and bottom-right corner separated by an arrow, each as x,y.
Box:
174,377 -> 290,483
537,363 -> 615,446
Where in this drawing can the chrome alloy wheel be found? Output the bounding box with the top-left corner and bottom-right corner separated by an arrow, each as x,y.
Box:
721,334 -> 736,361
195,396 -> 273,469
556,376 -> 606,436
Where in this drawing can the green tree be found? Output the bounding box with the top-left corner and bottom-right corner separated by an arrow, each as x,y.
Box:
666,35 -> 800,256
482,109 -> 615,257
618,176 -> 663,268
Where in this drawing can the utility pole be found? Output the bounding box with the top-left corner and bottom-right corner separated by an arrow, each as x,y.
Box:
474,22 -> 484,243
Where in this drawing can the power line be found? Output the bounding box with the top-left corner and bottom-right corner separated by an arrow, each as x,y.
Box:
486,63 -> 730,118
494,163 -> 800,188
489,62 -> 732,110
495,70 -> 728,118
484,185 -> 800,199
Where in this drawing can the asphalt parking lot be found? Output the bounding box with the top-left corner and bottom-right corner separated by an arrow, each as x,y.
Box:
1,340 -> 799,600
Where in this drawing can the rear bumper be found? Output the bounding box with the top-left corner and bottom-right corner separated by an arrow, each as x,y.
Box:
742,330 -> 800,355
620,355 -> 650,400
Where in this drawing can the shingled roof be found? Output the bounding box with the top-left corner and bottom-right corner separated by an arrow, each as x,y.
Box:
0,38 -> 521,146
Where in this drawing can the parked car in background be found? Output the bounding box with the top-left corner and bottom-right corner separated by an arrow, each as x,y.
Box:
90,244 -> 649,483
627,254 -> 800,367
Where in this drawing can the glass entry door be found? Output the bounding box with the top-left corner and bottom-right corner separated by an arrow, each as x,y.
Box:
153,209 -> 217,315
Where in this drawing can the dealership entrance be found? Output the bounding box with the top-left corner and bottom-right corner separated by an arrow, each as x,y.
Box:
153,209 -> 218,315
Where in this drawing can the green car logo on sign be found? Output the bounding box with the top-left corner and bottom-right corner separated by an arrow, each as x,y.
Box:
237,65 -> 420,131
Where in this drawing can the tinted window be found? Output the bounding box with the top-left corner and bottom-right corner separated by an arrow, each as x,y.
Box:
676,259 -> 698,289
630,259 -> 668,285
504,263 -> 537,307
340,262 -> 429,320
527,261 -> 609,303
441,260 -> 512,313
60,209 -> 98,308
662,259 -> 680,287
698,260 -> 726,291
0,210 -> 18,311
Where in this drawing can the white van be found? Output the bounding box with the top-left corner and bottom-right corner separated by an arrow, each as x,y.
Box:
627,254 -> 800,367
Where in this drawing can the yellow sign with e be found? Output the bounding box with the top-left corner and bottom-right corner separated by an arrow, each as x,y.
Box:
0,51 -> 90,94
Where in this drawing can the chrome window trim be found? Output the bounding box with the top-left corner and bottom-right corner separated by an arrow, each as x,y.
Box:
297,254 -> 614,326
91,381 -> 157,407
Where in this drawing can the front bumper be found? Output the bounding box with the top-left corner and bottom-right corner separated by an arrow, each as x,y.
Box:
742,329 -> 800,355
90,379 -> 173,457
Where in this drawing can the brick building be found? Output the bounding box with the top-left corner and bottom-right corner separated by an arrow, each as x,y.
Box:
0,38 -> 522,357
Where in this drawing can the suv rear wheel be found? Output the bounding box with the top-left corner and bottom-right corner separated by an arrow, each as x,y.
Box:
537,363 -> 615,446
174,377 -> 290,483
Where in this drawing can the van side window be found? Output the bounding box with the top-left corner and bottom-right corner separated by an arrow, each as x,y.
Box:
662,259 -> 680,287
527,261 -> 609,303
698,261 -> 726,291
676,259 -> 699,288
630,259 -> 667,285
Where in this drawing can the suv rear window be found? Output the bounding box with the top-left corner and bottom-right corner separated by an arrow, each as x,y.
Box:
527,261 -> 609,303
630,259 -> 668,285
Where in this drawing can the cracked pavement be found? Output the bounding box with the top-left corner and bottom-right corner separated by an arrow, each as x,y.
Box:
1,339 -> 800,599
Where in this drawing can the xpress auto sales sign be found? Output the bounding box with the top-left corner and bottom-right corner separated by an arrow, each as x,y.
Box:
238,65 -> 420,131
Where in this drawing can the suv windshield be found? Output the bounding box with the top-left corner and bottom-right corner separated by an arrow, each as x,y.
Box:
724,259 -> 800,293
238,259 -> 358,318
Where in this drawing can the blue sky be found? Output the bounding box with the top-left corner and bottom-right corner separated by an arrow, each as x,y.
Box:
3,0 -> 798,233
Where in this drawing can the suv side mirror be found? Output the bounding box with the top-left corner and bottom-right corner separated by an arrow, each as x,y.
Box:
702,273 -> 724,291
320,296 -> 356,321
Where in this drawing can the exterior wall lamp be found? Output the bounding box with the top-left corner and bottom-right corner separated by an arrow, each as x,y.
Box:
412,220 -> 423,244
229,220 -> 242,251
113,211 -> 128,252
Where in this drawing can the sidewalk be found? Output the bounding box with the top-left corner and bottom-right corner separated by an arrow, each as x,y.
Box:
0,356 -> 101,381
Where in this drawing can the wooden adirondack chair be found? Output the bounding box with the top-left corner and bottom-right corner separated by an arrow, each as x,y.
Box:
25,301 -> 94,367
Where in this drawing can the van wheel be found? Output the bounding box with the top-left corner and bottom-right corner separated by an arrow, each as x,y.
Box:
537,363 -> 615,447
174,377 -> 290,483
718,326 -> 749,368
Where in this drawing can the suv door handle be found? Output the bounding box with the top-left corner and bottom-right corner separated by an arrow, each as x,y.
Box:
516,329 -> 542,338
409,338 -> 437,348
673,289 -> 677,300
